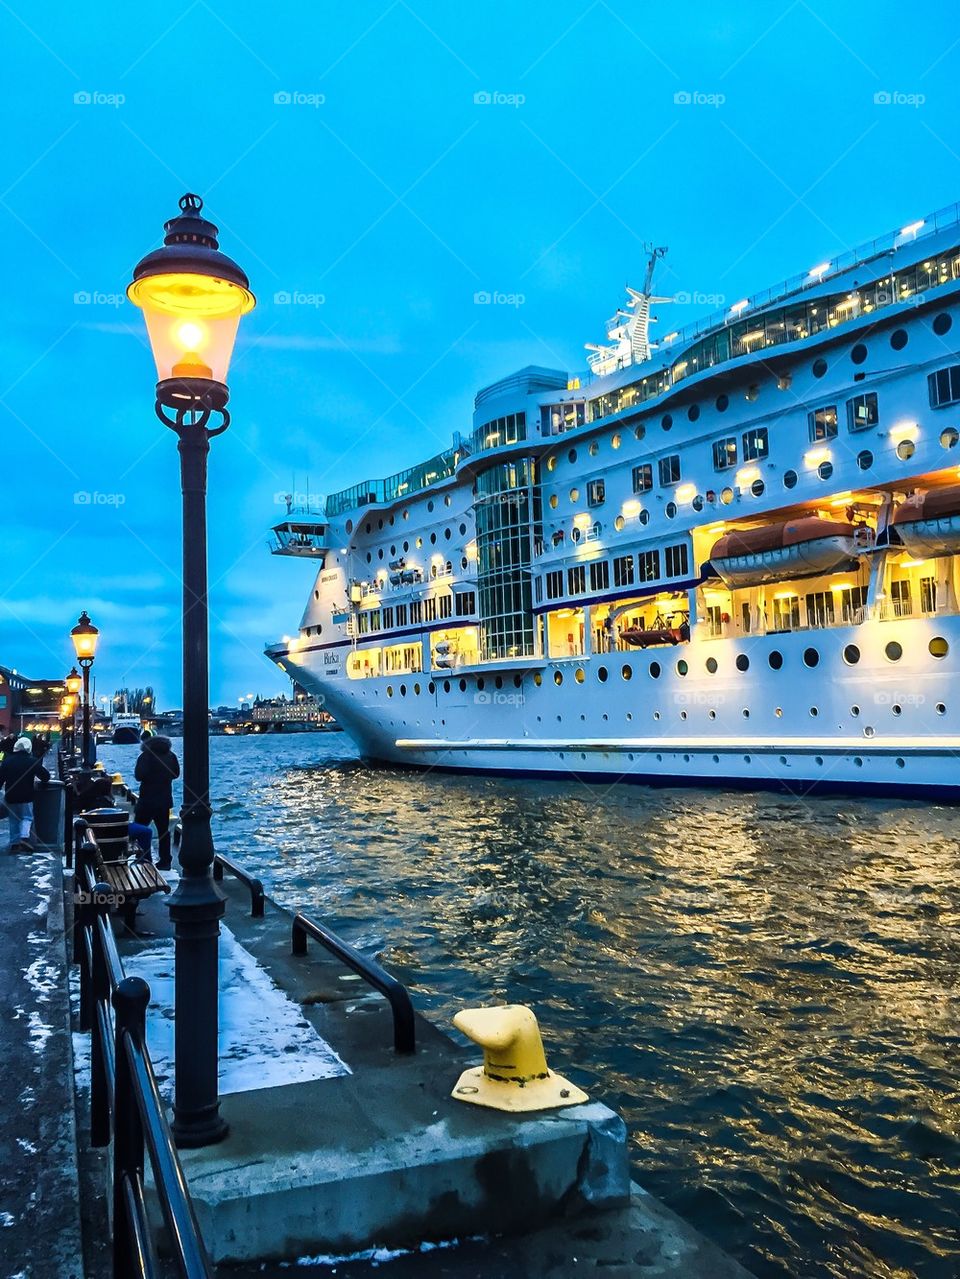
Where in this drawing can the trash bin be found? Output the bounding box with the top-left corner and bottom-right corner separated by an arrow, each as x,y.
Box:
33,779 -> 65,849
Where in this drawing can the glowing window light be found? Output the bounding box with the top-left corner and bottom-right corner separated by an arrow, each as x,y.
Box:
808,261 -> 831,278
900,219 -> 925,237
730,299 -> 749,315
804,446 -> 832,467
889,420 -> 919,442
736,466 -> 760,487
675,483 -> 696,503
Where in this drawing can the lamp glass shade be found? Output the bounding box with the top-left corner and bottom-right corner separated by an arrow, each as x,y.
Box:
65,670 -> 82,696
127,271 -> 254,384
71,614 -> 99,661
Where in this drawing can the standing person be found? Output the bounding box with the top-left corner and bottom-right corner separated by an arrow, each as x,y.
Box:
0,728 -> 17,758
1,737 -> 50,852
134,735 -> 179,870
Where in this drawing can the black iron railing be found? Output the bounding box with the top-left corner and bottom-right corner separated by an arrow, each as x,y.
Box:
291,912 -> 416,1054
74,823 -> 213,1278
213,853 -> 265,917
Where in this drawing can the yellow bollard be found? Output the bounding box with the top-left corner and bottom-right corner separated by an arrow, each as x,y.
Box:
451,1004 -> 588,1113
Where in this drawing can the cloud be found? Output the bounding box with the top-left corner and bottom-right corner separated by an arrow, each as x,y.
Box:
240,333 -> 403,354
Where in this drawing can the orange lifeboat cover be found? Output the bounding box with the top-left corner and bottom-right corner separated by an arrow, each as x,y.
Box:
892,484 -> 960,524
710,516 -> 856,560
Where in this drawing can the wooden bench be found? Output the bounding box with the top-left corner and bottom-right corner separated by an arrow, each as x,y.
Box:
83,807 -> 170,928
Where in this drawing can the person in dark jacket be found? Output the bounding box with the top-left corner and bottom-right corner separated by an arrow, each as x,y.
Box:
134,735 -> 179,869
1,737 -> 50,851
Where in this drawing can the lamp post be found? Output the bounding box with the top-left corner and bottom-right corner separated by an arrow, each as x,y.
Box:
70,613 -> 99,767
127,193 -> 255,1148
65,669 -> 81,759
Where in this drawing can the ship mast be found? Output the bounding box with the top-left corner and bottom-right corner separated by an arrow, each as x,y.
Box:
586,244 -> 671,376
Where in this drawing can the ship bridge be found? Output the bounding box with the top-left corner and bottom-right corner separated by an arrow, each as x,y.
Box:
269,501 -> 332,559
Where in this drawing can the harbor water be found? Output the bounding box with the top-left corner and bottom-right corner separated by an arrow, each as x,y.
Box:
100,735 -> 960,1279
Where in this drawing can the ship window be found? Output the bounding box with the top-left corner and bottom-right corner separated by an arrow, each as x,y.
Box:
453,591 -> 475,617
808,404 -> 838,441
632,463 -> 653,494
614,515 -> 625,531
568,565 -> 586,595
885,640 -> 903,661
934,312 -> 953,336
851,342 -> 868,364
692,494 -> 705,512
658,454 -> 681,485
857,450 -> 873,470
720,487 -> 734,504
896,439 -> 915,461
687,404 -> 700,422
768,649 -> 785,669
568,448 -> 577,464
589,441 -> 599,456
665,502 -> 678,519
930,636 -> 949,658
847,392 -> 878,431
638,549 -> 661,582
812,357 -> 828,377
546,455 -> 557,471
716,393 -> 729,412
612,433 -> 622,449
549,494 -> 558,509
751,479 -> 765,497
554,670 -> 563,686
851,704 -> 860,716
676,659 -> 688,676
783,469 -> 798,489
665,544 -> 689,577
639,510 -> 651,525
382,607 -> 394,628
713,437 -> 738,470
742,427 -> 769,461
890,329 -> 908,351
745,384 -> 760,401
706,656 -> 718,673
803,647 -> 820,667
634,424 -> 646,440
843,644 -> 860,665
587,479 -> 606,507
736,654 -> 749,671
661,414 -> 673,431
613,555 -> 634,587
937,702 -> 947,714
621,664 -> 633,680
424,597 -> 437,621
459,678 -> 467,691
818,461 -> 834,481
546,570 -> 564,600
396,604 -> 408,626
589,561 -> 610,592
569,487 -> 580,503
891,579 -> 911,616
928,365 -> 960,407
597,665 -> 608,682
940,427 -> 959,448
649,661 -> 661,678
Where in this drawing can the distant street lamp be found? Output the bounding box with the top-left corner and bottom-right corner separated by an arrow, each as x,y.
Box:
64,669 -> 82,758
127,192 -> 255,1148
70,612 -> 99,767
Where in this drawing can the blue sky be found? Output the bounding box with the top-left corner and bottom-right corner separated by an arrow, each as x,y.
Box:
1,0 -> 957,707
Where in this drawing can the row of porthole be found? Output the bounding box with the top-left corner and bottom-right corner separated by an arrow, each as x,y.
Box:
553,749 -> 908,768
350,494 -> 456,535
362,524 -> 468,562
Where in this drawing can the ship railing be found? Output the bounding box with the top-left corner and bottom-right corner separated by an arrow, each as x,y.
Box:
72,822 -> 213,1278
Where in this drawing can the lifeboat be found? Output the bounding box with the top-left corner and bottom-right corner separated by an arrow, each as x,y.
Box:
708,516 -> 870,588
621,623 -> 689,647
891,485 -> 960,557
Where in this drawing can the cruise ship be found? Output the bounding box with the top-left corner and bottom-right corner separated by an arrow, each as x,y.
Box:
266,205 -> 960,799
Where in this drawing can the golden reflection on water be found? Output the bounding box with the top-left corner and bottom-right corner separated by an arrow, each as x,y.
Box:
100,736 -> 960,1279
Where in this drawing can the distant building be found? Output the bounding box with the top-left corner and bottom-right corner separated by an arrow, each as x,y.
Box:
0,666 -> 66,736
249,690 -> 331,730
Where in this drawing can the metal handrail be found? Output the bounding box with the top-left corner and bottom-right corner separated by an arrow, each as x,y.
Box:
291,912 -> 415,1054
213,853 -> 265,917
73,819 -> 213,1278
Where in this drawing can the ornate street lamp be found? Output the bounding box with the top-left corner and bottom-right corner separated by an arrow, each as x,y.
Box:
128,193 -> 255,1148
70,612 -> 99,767
64,669 -> 82,758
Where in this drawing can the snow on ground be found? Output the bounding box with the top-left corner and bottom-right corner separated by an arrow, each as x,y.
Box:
132,924 -> 350,1099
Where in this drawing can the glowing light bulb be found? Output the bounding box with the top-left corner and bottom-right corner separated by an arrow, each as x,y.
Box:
170,319 -> 213,378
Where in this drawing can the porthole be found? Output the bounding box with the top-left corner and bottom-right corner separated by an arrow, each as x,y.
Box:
575,668 -> 585,684
815,755 -> 823,766
513,675 -> 522,688
745,384 -> 759,402
933,312 -> 953,336
665,502 -> 678,519
634,424 -> 646,441
661,414 -> 673,431
443,680 -> 451,692
687,404 -> 700,422
569,487 -> 580,502
896,757 -> 905,769
390,544 -> 396,556
571,527 -> 582,544
809,706 -> 819,717
851,705 -> 860,717
549,494 -> 558,509
716,393 -> 729,412
533,673 -> 542,687
444,495 -> 451,507
720,487 -> 734,505
777,374 -> 792,391
614,515 -> 625,531
639,510 -> 651,525
736,654 -> 749,672
622,664 -> 633,681
779,755 -> 787,765
378,517 -> 384,529
885,640 -> 902,662
652,711 -> 660,721
940,427 -> 959,449
712,751 -> 719,759
444,527 -> 451,540
416,537 -> 423,548
589,441 -> 599,457
680,711 -> 688,721
459,522 -> 467,535
709,711 -> 717,722
929,636 -> 949,658
597,665 -> 608,682
386,686 -> 394,698
706,656 -> 718,674
458,678 -> 467,692
775,707 -> 783,718
365,552 -> 372,563
769,650 -> 783,670
378,548 -> 384,559
854,756 -> 864,767
751,479 -> 765,498
546,455 -> 557,472
851,342 -> 868,365
936,702 -> 946,715
896,439 -> 915,461
783,469 -> 798,489
461,556 -> 468,569
843,644 -> 860,665
818,461 -> 834,481
692,495 -> 704,512
314,589 -> 320,600
568,449 -> 577,464
399,684 -> 407,697
428,682 -> 435,694
857,450 -> 873,470
402,510 -> 409,521
554,671 -> 563,686
426,503 -> 433,515
611,432 -> 622,449
676,659 -> 688,676
649,661 -> 661,679
742,709 -> 750,718
744,753 -> 752,762
494,676 -> 503,690
890,328 -> 908,351
803,647 -> 820,668
476,677 -> 485,691
892,703 -> 902,716
812,357 -> 827,378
